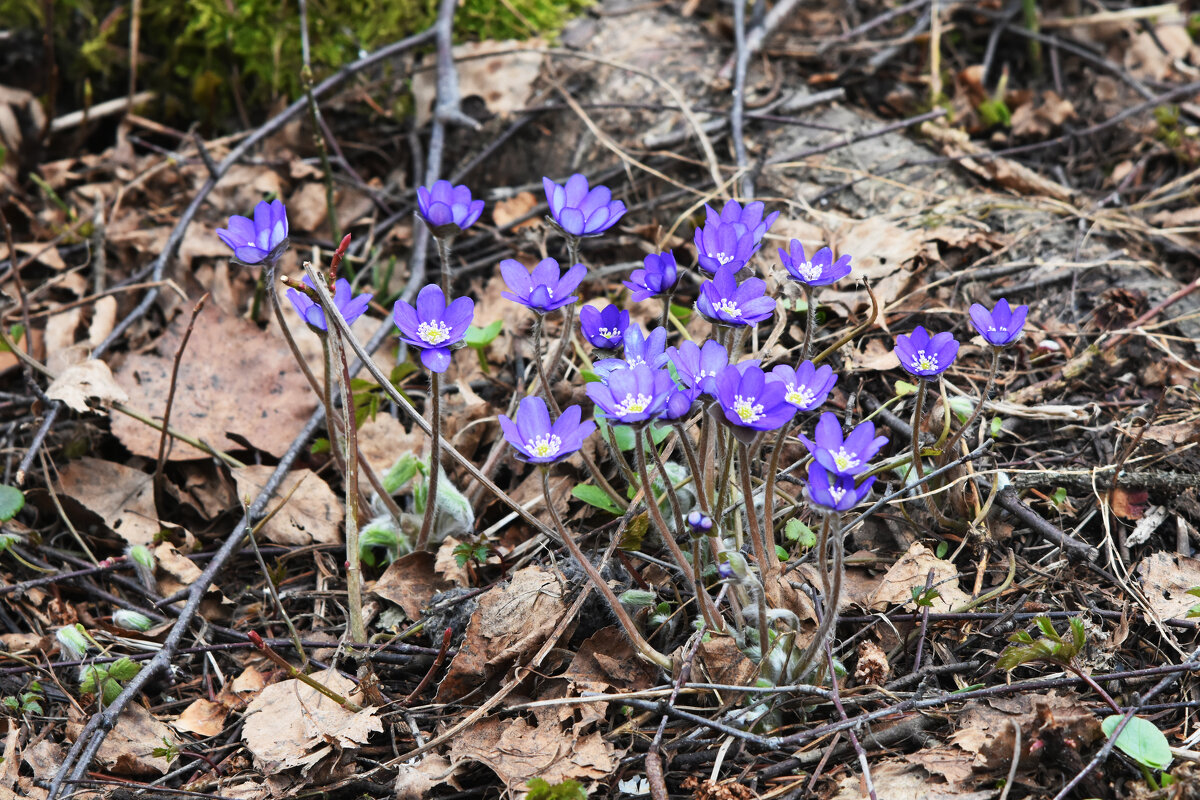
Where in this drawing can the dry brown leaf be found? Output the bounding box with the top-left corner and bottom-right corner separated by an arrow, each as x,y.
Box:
173,698 -> 228,737
412,40 -> 544,126
1125,25 -> 1196,81
869,542 -> 971,613
436,566 -> 567,702
56,457 -> 161,547
86,296 -> 118,347
434,536 -> 472,587
831,760 -> 996,800
242,669 -> 380,774
373,551 -> 454,620
231,466 -> 343,546
1137,551 -> 1200,621
846,337 -> 901,373
111,304 -> 318,460
922,122 -> 1074,201
492,191 -> 540,230
448,715 -> 620,791
902,747 -> 976,787
1110,486 -> 1149,520
561,626 -> 660,725
356,413 -> 425,482
45,358 -> 129,414
81,701 -> 178,776
394,754 -> 458,800
949,691 -> 1101,774
696,635 -> 757,689
828,217 -> 923,308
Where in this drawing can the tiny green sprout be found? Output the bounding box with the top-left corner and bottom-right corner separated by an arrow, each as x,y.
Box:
359,517 -> 405,567
56,625 -> 90,660
785,518 -> 817,548
996,615 -> 1087,671
310,437 -> 331,455
894,380 -> 919,397
452,538 -> 490,569
79,657 -> 141,706
947,396 -> 974,425
774,544 -> 789,562
2,681 -> 43,716
463,320 -> 503,374
383,452 -> 425,495
1186,587 -> 1200,618
1051,486 -> 1069,509
911,586 -> 941,608
989,416 -> 1004,437
935,540 -> 949,559
112,610 -> 154,632
618,589 -> 657,607
649,601 -> 673,627
526,777 -> 587,800
151,736 -> 181,762
669,303 -> 692,325
127,545 -> 155,572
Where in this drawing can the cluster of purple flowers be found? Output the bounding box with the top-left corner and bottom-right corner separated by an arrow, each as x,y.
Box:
219,176 -> 1030,519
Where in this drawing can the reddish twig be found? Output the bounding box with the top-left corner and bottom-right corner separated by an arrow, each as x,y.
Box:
404,627 -> 452,705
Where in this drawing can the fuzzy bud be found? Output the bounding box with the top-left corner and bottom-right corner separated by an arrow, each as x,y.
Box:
112,610 -> 154,632
56,625 -> 89,660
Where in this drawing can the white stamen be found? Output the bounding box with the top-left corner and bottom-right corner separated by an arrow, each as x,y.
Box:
526,434 -> 562,459
733,394 -> 764,424
417,320 -> 452,345
911,350 -> 938,372
614,392 -> 653,416
713,298 -> 742,318
793,260 -> 822,283
785,384 -> 815,408
831,448 -> 861,473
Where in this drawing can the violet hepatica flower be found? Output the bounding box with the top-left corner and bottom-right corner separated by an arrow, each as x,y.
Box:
287,275 -> 373,332
969,298 -> 1028,347
693,199 -> 779,274
894,326 -> 960,378
696,264 -> 776,326
586,364 -> 674,425
799,412 -> 888,477
392,284 -> 474,372
666,339 -> 728,396
806,462 -> 876,512
779,240 -> 852,287
217,199 -> 288,265
579,303 -> 630,349
416,180 -> 485,237
500,258 -> 586,314
595,325 -> 668,378
543,174 -> 626,238
769,360 -> 837,412
660,384 -> 700,422
624,251 -> 679,302
499,396 -> 595,464
714,363 -> 795,443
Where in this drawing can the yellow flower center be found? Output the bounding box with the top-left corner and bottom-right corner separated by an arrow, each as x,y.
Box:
526,434 -> 562,459
733,394 -> 764,424
785,385 -> 814,407
832,448 -> 860,473
911,350 -> 938,372
418,320 -> 452,345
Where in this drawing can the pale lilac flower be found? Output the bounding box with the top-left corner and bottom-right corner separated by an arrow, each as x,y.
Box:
779,240 -> 851,287
769,361 -> 837,412
969,298 -> 1028,347
798,412 -> 888,477
500,396 -> 595,464
696,264 -> 776,326
894,326 -> 960,378
543,174 -> 626,238
806,463 -> 876,512
287,275 -> 373,332
392,284 -> 474,372
416,180 -> 485,237
624,251 -> 679,302
217,199 -> 288,265
500,258 -> 586,314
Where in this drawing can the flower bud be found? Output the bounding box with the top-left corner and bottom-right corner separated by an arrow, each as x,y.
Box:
56,625 -> 89,660
619,589 -> 657,608
113,610 -> 154,632
686,511 -> 713,537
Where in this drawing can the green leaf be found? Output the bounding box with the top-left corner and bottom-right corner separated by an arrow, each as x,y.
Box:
572,484 -> 622,515
309,437 -> 331,455
107,657 -> 141,682
775,545 -> 789,562
935,540 -> 949,559
989,416 -> 1003,437
894,380 -> 918,397
947,396 -> 973,424
1051,487 -> 1068,507
526,777 -> 587,800
389,361 -> 417,386
0,486 -> 24,523
0,325 -> 24,353
784,518 -> 816,548
464,320 -> 502,347
1102,715 -> 1173,770
383,453 -> 423,494
669,303 -> 692,325
978,97 -> 1012,128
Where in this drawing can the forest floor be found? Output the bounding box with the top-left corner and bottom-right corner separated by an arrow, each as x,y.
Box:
3,1 -> 1200,799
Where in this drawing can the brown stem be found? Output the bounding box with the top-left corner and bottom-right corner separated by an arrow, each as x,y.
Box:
938,346 -> 1001,467
416,371 -> 441,551
541,468 -> 671,670
739,441 -> 774,588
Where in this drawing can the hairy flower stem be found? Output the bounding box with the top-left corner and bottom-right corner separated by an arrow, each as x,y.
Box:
534,316 -> 626,509
801,285 -> 817,361
644,430 -> 722,631
761,422 -> 794,582
910,379 -> 958,529
937,347 -> 1001,467
330,329 -> 367,644
699,409 -> 715,514
739,441 -> 774,583
541,468 -> 671,670
435,235 -> 454,296
793,515 -> 843,680
416,371 -> 441,551
673,422 -> 708,515
714,429 -> 737,538
658,290 -> 674,330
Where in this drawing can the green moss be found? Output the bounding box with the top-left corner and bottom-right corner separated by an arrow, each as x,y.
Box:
2,0 -> 590,127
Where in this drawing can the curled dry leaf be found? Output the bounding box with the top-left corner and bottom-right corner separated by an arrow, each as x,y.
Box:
45,358 -> 129,414
241,669 -> 380,774
56,457 -> 162,547
869,542 -> 971,613
173,698 -> 228,737
373,551 -> 455,621
231,466 -> 343,546
435,566 -> 567,702
1136,551 -> 1200,622
68,701 -> 178,777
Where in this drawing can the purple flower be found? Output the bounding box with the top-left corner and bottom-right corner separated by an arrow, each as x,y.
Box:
500,258 -> 586,314
217,199 -> 288,265
894,326 -> 960,378
543,174 -> 626,238
693,199 -> 779,274
806,463 -> 876,512
586,364 -> 675,425
624,251 -> 679,302
416,180 -> 485,237
779,240 -> 851,287
287,275 -> 373,332
769,360 -> 837,412
696,264 -> 776,326
392,284 -> 474,372
499,396 -> 595,464
579,303 -> 630,349
594,325 -> 668,378
798,412 -> 888,477
969,298 -> 1028,347
666,339 -> 728,396
660,384 -> 700,421
714,363 -> 795,443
